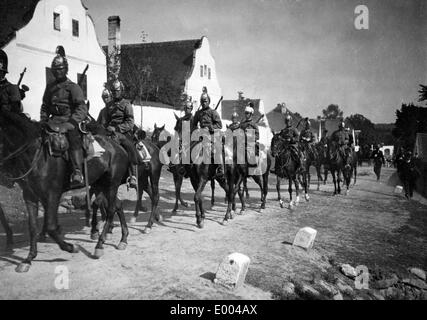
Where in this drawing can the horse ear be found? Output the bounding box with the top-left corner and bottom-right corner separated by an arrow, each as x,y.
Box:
161,124 -> 165,130
154,123 -> 157,129
174,113 -> 179,121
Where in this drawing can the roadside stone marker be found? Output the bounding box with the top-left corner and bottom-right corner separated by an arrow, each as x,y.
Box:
293,227 -> 317,250
394,185 -> 403,194
214,253 -> 250,289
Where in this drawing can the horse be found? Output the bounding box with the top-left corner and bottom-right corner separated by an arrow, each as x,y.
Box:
0,174 -> 15,247
270,133 -> 307,209
0,110 -> 130,272
300,140 -> 324,191
327,141 -> 350,195
342,149 -> 358,195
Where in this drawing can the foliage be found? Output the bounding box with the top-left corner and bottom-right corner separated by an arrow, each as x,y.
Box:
322,104 -> 343,120
418,84 -> 427,103
345,113 -> 378,147
392,103 -> 427,150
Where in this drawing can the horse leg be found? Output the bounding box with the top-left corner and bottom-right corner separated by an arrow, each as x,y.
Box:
294,175 -> 301,206
337,170 -> 342,194
90,196 -> 100,240
15,188 -> 39,273
0,204 -> 13,247
172,172 -> 181,213
223,170 -> 234,225
131,177 -> 144,224
237,184 -> 245,214
252,175 -> 265,210
316,164 -> 322,191
94,187 -> 118,258
331,170 -> 337,195
353,165 -> 357,185
210,179 -> 215,207
115,200 -> 128,251
143,167 -> 161,233
288,177 -> 294,209
45,191 -> 78,254
277,176 -> 284,208
243,177 -> 250,199
324,167 -> 328,185
195,176 -> 209,228
234,173 -> 245,215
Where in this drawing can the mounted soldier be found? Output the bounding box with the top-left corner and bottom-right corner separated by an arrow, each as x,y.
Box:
278,114 -> 304,170
193,88 -> 223,176
228,112 -> 241,132
240,102 -> 260,166
40,47 -> 87,189
330,121 -> 351,164
97,79 -> 140,189
299,118 -> 316,159
0,49 -> 23,114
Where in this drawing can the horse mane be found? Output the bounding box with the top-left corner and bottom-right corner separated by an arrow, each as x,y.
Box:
0,111 -> 41,147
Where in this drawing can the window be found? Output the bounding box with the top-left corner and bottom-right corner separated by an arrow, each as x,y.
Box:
200,65 -> 203,77
53,12 -> 61,31
72,19 -> 79,37
204,65 -> 207,76
77,73 -> 87,99
208,68 -> 211,80
45,67 -> 55,85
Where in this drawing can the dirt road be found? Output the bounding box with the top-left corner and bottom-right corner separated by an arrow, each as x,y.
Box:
0,166 -> 426,299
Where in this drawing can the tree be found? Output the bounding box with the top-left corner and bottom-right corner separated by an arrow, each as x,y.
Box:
322,104 -> 343,119
392,103 -> 427,150
418,84 -> 427,103
345,114 -> 378,147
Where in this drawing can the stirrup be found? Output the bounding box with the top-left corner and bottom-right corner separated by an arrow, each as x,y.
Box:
127,176 -> 138,189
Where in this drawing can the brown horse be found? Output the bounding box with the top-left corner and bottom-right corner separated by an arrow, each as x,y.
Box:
0,110 -> 130,272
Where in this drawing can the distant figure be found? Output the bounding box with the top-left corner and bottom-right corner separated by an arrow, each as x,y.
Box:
371,144 -> 385,181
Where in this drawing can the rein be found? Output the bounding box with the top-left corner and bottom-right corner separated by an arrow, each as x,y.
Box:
1,139 -> 43,181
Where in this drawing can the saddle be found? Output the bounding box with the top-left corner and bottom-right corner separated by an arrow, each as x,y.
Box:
43,121 -> 75,157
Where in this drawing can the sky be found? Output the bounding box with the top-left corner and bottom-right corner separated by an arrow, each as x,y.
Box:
83,0 -> 426,123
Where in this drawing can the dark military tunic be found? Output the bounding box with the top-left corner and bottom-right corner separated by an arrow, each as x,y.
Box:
300,129 -> 315,143
279,125 -> 299,145
40,78 -> 87,124
97,98 -> 134,136
331,129 -> 349,146
0,79 -> 22,113
193,107 -> 222,133
240,118 -> 259,141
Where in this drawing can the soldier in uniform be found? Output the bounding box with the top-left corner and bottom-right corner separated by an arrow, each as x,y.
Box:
97,80 -> 139,189
330,121 -> 351,163
0,49 -> 23,114
228,112 -> 241,132
371,144 -> 385,181
299,118 -> 316,159
240,102 -> 260,166
193,90 -> 223,176
40,48 -> 87,188
279,114 -> 304,169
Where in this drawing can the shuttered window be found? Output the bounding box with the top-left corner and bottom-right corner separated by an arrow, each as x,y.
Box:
53,12 -> 61,31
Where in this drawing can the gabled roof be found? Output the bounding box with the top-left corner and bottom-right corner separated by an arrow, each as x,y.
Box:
104,38 -> 203,109
0,0 -> 40,48
221,99 -> 268,127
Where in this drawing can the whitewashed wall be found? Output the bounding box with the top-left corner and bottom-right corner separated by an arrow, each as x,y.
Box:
3,0 -> 106,120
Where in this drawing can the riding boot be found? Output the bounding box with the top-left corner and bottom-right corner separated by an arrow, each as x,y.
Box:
128,165 -> 138,189
70,149 -> 85,189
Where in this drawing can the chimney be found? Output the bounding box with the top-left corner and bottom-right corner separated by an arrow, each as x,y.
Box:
108,16 -> 121,83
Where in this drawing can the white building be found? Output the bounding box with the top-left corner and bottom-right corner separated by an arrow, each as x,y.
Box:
109,34 -> 222,133
1,0 -> 106,120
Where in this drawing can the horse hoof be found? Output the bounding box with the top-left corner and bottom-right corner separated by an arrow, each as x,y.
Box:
240,210 -> 245,215
129,217 -> 137,224
116,242 -> 127,251
93,248 -> 104,259
222,219 -> 228,226
172,209 -> 178,214
105,233 -> 113,241
182,202 -> 189,208
197,220 -> 205,229
261,204 -> 266,210
90,232 -> 99,241
305,195 -> 310,202
279,200 -> 284,208
142,227 -> 152,234
97,222 -> 104,231
155,215 -> 163,223
345,190 -> 349,196
38,234 -> 48,242
72,245 -> 80,254
15,263 -> 31,273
